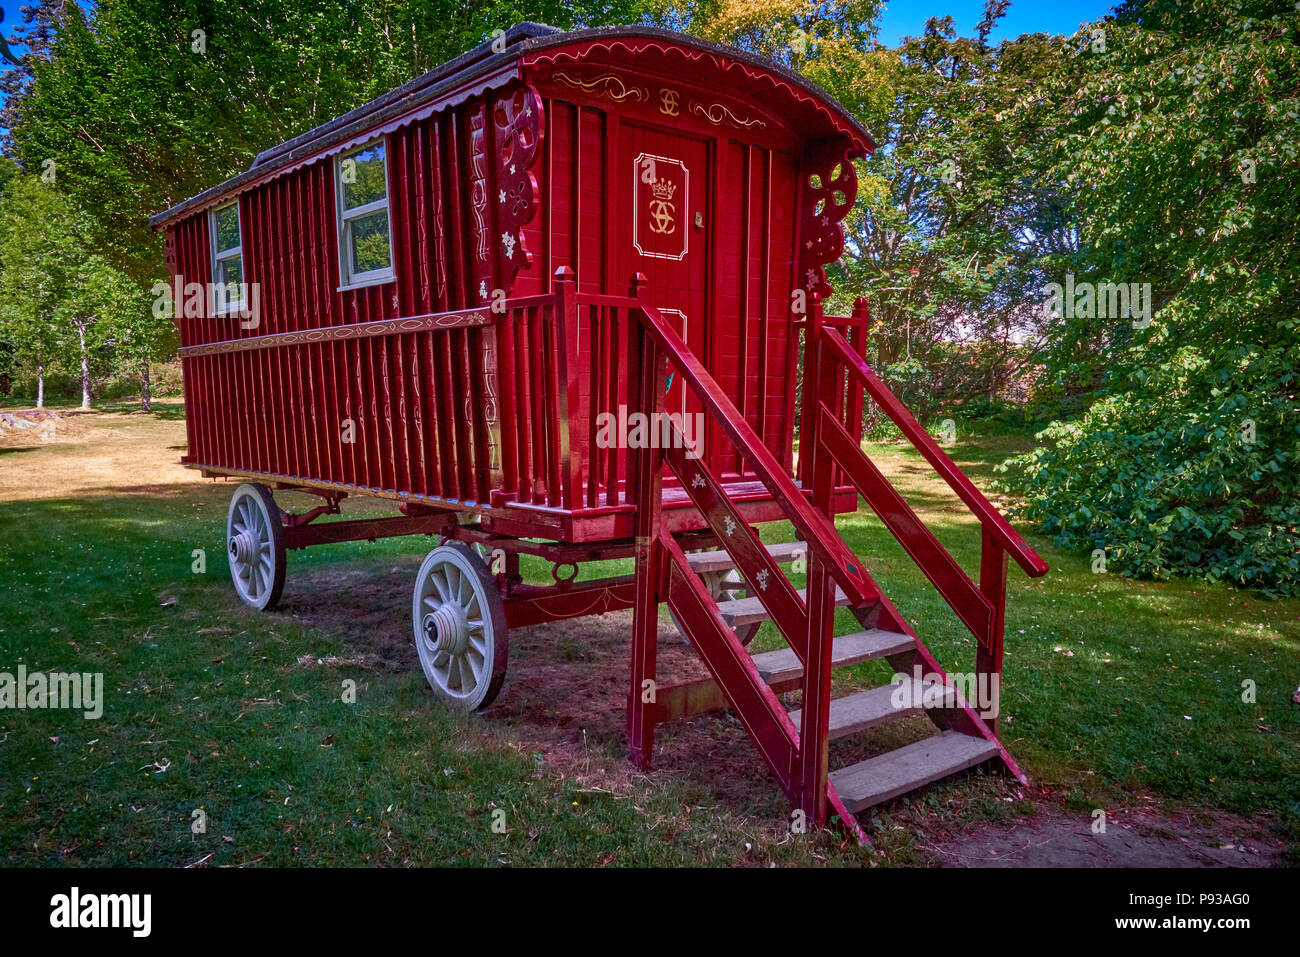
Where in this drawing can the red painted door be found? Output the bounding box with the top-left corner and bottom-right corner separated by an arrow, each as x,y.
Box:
618,122 -> 710,462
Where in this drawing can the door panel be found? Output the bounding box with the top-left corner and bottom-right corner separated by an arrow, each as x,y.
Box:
618,122 -> 710,465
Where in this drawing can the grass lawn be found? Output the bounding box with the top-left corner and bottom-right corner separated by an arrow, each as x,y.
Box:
0,403 -> 1295,866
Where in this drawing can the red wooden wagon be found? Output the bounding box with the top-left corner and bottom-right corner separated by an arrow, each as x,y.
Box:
152,22 -> 1048,839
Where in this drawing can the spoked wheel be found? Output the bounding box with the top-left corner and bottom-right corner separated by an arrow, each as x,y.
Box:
226,483 -> 286,611
672,566 -> 760,646
412,542 -> 507,711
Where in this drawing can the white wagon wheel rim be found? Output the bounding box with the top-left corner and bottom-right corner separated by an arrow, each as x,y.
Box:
412,544 -> 505,711
226,485 -> 282,609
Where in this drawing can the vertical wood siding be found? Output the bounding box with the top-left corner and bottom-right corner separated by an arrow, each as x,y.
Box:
171,85 -> 812,512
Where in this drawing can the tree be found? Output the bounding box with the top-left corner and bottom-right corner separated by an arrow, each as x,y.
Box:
997,0 -> 1300,595
836,8 -> 1073,422
0,173 -> 136,409
656,0 -> 1073,423
4,0 -> 649,286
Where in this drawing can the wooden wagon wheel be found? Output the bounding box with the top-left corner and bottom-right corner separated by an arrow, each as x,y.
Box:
225,483 -> 286,611
672,567 -> 760,646
411,542 -> 508,712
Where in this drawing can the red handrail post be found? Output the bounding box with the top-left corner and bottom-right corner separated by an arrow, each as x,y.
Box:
977,527 -> 1008,735
796,317 -> 840,827
553,266 -> 581,509
848,298 -> 869,444
626,273 -> 663,770
797,292 -> 824,488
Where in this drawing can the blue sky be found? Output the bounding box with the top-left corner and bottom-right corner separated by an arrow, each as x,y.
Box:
876,0 -> 1118,46
0,0 -> 1119,51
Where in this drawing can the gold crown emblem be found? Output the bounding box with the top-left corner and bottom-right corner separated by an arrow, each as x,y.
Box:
650,179 -> 676,201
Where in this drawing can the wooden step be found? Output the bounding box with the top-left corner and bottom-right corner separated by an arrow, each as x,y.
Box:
686,540 -> 807,574
716,586 -> 850,628
788,680 -> 954,740
750,629 -> 915,684
828,730 -> 1001,812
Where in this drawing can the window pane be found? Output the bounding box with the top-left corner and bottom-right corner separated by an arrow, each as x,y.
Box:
213,204 -> 240,253
215,256 -> 244,303
341,144 -> 387,210
349,210 -> 391,275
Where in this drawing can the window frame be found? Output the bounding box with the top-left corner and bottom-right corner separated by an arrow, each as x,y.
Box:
335,138 -> 396,290
208,199 -> 245,315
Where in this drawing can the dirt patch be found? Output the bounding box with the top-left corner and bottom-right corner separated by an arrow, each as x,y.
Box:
283,558 -> 793,814
0,403 -> 198,500
936,804 -> 1285,867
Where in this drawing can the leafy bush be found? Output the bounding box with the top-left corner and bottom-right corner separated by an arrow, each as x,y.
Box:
98,361 -> 184,401
997,343 -> 1300,597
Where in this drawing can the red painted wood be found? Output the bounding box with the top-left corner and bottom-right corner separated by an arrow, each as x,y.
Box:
819,407 -> 996,646
977,526 -> 1009,735
819,327 -> 1049,578
661,439 -> 808,648
627,276 -> 663,769
633,299 -> 877,607
660,532 -> 798,801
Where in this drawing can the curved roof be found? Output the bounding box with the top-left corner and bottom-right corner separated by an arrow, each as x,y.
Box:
151,22 -> 875,229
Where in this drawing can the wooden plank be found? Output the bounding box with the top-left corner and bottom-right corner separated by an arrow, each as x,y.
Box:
750,629 -> 914,684
828,731 -> 1000,813
686,539 -> 806,573
788,680 -> 955,740
715,585 -> 848,628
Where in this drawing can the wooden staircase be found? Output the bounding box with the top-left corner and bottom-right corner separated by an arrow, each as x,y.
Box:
617,278 -> 1049,843
684,538 -> 998,815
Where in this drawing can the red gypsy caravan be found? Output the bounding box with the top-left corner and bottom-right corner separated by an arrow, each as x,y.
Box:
152,22 -> 1048,840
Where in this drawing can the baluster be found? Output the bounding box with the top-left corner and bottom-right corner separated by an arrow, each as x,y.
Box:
796,313 -> 840,827
977,527 -> 1009,734
626,273 -> 662,769
797,293 -> 825,488
553,267 -> 580,510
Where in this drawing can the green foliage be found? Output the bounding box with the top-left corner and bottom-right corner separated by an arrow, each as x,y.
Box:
997,0 -> 1300,595
5,0 -> 649,284
835,8 -> 1069,410
0,174 -> 141,406
999,334 -> 1300,595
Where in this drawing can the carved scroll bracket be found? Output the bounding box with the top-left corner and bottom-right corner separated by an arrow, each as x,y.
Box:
799,140 -> 858,299
491,82 -> 545,297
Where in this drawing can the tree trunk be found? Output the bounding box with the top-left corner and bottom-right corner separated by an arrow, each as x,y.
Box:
140,356 -> 152,412
36,360 -> 45,409
77,320 -> 91,410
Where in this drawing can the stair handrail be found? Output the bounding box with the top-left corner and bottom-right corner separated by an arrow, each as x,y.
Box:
818,327 -> 1049,579
620,286 -> 873,837
624,296 -> 878,608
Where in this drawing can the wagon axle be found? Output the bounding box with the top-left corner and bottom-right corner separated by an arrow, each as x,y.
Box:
227,529 -> 257,564
422,602 -> 469,656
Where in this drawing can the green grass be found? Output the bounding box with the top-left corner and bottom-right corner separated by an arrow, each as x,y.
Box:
0,409 -> 1296,865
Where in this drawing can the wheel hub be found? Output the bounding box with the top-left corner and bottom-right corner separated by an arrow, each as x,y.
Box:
229,529 -> 257,564
423,602 -> 468,655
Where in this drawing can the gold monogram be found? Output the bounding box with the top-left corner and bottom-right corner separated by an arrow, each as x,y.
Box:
648,179 -> 676,234
659,89 -> 680,116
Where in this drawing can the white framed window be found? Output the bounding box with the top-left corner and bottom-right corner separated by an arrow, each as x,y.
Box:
335,139 -> 395,289
208,200 -> 245,315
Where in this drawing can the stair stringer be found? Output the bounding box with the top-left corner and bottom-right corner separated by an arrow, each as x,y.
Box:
660,531 -> 872,846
